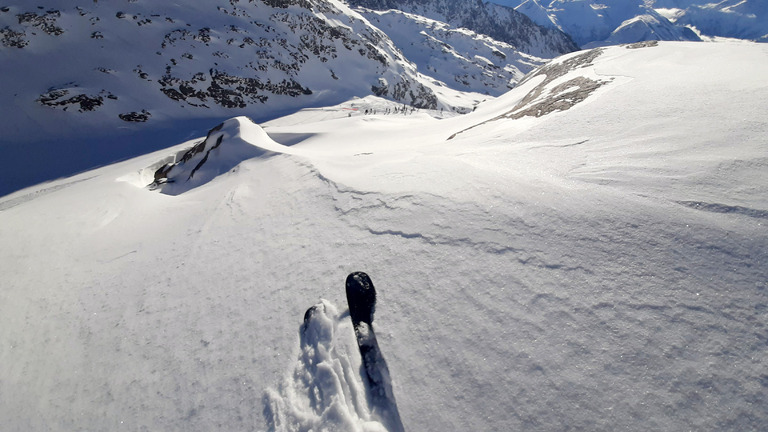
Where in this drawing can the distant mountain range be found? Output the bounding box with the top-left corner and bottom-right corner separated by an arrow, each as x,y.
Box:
489,0 -> 767,46
0,0 -> 578,145
0,0 -> 764,158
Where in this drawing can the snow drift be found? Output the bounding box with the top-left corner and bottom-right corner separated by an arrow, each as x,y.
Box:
147,116 -> 289,195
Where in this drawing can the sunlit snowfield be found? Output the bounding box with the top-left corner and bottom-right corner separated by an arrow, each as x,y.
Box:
1,42 -> 766,431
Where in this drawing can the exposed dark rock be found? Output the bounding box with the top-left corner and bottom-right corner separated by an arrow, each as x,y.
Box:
448,48 -> 607,139
158,67 -> 311,108
262,0 -> 313,9
372,77 -> 437,110
0,26 -> 27,48
119,110 -> 151,122
17,10 -> 63,36
503,48 -> 607,118
625,40 -> 659,49
149,121 -> 231,190
509,76 -> 604,119
37,88 -> 114,112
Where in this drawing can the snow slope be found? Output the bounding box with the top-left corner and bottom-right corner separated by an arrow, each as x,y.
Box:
356,8 -> 543,95
1,41 -> 767,431
346,0 -> 579,57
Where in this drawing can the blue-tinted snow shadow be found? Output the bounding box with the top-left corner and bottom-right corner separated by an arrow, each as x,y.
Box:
0,117 -> 229,198
0,107 -> 312,198
267,132 -> 316,147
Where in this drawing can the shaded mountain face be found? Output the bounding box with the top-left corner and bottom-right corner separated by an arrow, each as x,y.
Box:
345,0 -> 579,56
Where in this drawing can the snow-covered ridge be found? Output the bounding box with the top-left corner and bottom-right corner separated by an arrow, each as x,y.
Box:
509,0 -> 700,47
358,8 -> 545,95
346,0 -> 579,57
498,0 -> 766,46
145,116 -> 289,195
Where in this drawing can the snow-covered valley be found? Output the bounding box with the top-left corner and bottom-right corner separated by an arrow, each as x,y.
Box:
2,40 -> 767,431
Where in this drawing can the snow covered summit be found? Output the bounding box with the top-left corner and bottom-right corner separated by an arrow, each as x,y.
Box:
494,0 -> 767,46
148,117 -> 289,195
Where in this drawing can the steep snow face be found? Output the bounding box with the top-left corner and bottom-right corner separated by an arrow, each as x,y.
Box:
358,9 -> 546,95
346,0 -> 579,57
2,41 -> 767,432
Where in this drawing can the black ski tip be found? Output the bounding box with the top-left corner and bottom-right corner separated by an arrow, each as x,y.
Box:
303,304 -> 320,324
346,272 -> 376,326
301,303 -> 325,334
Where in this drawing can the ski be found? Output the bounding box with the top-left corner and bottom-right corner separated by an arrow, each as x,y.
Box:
345,272 -> 405,432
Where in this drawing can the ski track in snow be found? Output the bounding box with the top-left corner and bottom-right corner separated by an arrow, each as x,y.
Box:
263,300 -> 388,432
0,176 -> 97,211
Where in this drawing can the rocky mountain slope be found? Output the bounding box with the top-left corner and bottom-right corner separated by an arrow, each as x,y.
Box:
0,0 -> 557,149
347,0 -> 579,57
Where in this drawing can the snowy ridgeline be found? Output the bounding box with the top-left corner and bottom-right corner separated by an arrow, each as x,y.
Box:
1,42 -> 767,431
494,0 -> 768,46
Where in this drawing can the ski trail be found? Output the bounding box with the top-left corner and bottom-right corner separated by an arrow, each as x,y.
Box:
263,300 -> 389,432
